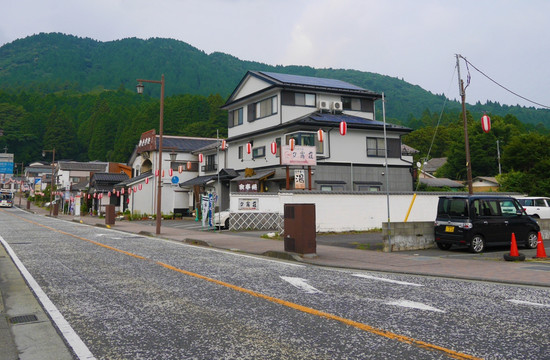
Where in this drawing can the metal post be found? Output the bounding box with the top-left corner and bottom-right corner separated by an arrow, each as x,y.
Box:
497,139 -> 502,175
137,75 -> 165,235
382,93 -> 391,252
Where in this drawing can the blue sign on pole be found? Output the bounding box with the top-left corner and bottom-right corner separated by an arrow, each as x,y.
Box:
0,162 -> 13,174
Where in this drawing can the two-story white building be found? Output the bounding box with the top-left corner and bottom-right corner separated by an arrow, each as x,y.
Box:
217,71 -> 414,231
222,71 -> 413,192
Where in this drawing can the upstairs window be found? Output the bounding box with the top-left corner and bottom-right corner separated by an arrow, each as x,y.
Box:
249,96 -> 277,121
342,97 -> 374,112
252,146 -> 265,159
295,93 -> 316,107
228,108 -> 243,127
367,137 -> 386,157
286,132 -> 323,154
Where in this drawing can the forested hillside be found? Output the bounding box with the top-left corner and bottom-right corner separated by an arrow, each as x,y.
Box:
1,33 -> 549,127
2,33 -> 550,194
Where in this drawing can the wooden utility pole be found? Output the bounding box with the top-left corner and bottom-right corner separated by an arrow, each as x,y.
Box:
456,55 -> 474,194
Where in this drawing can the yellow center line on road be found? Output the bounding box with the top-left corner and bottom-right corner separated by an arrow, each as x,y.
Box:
6,211 -> 482,360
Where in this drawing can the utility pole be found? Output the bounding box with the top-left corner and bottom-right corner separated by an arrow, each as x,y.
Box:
456,54 -> 474,194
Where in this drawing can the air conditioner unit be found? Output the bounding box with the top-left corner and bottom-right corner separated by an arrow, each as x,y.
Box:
332,101 -> 343,112
318,100 -> 330,111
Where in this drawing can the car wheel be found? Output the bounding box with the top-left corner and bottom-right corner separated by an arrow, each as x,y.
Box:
224,218 -> 229,229
470,235 -> 485,253
526,231 -> 538,249
436,242 -> 452,250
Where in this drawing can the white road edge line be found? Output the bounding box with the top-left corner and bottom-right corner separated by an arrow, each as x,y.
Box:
0,235 -> 96,360
507,299 -> 550,308
352,273 -> 424,287
280,276 -> 322,294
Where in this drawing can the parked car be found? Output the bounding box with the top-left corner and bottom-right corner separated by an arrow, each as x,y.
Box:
516,197 -> 550,219
212,209 -> 230,229
434,195 -> 539,253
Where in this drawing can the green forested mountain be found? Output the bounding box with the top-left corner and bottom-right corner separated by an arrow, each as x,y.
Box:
2,32 -> 549,127
2,32 -> 550,195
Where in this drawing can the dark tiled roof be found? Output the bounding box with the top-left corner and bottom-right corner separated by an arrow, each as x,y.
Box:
116,171 -> 153,187
258,71 -> 368,92
58,161 -> 108,172
306,113 -> 409,130
160,136 -> 218,153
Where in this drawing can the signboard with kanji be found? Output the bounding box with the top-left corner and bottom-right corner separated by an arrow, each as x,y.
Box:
137,129 -> 156,153
238,198 -> 258,210
294,169 -> 306,189
281,145 -> 316,166
238,180 -> 259,192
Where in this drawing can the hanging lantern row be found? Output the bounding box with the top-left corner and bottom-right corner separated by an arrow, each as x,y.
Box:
481,114 -> 491,133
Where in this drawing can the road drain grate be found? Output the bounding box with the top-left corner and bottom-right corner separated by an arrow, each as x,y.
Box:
9,314 -> 39,324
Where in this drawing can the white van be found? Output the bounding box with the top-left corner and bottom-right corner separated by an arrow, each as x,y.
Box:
516,197 -> 550,219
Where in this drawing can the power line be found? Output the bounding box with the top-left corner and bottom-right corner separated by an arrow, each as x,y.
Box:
458,55 -> 550,109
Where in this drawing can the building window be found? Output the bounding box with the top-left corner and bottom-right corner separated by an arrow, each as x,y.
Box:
252,146 -> 265,159
238,145 -> 243,160
342,97 -> 374,112
286,132 -> 323,154
202,154 -> 217,172
250,96 -> 277,121
275,137 -> 281,157
295,93 -> 316,107
229,108 -> 243,127
367,137 -> 386,157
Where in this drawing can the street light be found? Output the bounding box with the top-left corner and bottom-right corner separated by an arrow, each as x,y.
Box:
42,148 -> 56,216
137,74 -> 165,235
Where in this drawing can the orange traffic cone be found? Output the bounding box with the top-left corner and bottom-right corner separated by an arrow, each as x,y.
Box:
504,232 -> 525,261
535,232 -> 547,259
510,233 -> 520,257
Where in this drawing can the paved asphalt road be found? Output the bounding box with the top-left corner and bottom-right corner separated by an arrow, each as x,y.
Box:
1,207 -> 550,359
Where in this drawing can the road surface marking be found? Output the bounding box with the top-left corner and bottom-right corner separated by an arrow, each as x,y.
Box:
280,276 -> 322,294
386,299 -> 446,313
507,299 -> 550,308
0,235 -> 96,360
353,273 -> 423,287
5,211 -> 481,360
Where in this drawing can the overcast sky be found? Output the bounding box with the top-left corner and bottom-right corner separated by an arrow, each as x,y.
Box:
1,0 -> 549,109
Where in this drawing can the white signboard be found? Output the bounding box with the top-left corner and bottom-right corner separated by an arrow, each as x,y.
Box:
281,145 -> 316,166
294,169 -> 305,189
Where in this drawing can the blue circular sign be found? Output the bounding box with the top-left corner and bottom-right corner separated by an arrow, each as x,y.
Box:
171,176 -> 179,184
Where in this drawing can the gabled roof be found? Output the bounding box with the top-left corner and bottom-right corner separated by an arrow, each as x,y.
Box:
159,136 -> 218,153
115,171 -> 153,187
58,161 -> 108,172
89,173 -> 129,192
179,169 -> 239,187
424,157 -> 447,173
223,71 -> 381,107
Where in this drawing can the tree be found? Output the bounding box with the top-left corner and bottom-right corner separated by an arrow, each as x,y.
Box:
43,107 -> 78,160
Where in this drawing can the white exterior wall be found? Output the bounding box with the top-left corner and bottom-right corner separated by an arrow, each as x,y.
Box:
230,192 -> 442,232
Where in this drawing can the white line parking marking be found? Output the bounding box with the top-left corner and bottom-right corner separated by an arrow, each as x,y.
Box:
353,274 -> 423,287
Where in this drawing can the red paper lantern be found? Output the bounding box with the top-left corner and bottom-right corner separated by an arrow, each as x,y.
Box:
169,168 -> 173,177
246,142 -> 252,154
187,161 -> 192,170
145,177 -> 149,184
128,188 -> 132,194
178,165 -> 183,173
117,191 -> 120,197
481,114 -> 491,133
162,170 -> 165,177
199,153 -> 204,163
133,186 -> 137,192
221,140 -> 227,150
121,188 -> 125,194
339,121 -> 347,136
155,169 -> 159,177
317,129 -> 324,142
289,138 -> 296,151
138,184 -> 143,191
87,194 -> 91,199
108,191 -> 111,197
270,141 -> 277,155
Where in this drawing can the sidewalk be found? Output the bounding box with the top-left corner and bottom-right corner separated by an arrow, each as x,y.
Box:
24,203 -> 550,288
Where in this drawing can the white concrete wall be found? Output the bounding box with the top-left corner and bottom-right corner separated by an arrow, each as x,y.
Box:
230,191 -> 442,232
